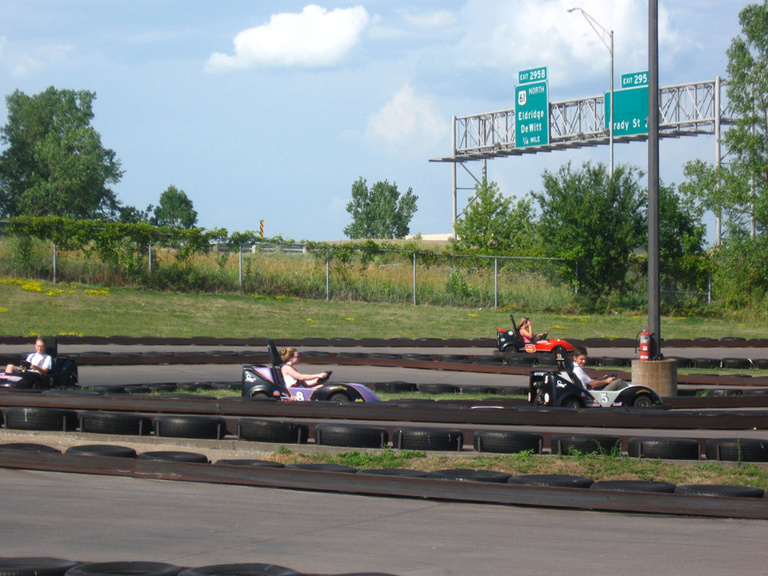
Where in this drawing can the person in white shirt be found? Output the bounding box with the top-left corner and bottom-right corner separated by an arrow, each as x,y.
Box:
571,346 -> 627,391
5,337 -> 53,375
279,347 -> 330,387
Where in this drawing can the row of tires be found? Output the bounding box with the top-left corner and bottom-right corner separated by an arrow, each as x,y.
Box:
0,559 -> 362,576
0,441 -> 764,499
2,406 -> 766,462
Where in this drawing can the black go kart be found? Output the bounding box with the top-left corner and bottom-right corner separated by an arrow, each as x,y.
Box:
241,340 -> 380,403
0,338 -> 78,391
528,348 -> 662,409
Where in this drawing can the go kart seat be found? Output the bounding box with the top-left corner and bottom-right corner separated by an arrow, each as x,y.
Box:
507,314 -> 525,349
266,339 -> 288,388
45,337 -> 58,359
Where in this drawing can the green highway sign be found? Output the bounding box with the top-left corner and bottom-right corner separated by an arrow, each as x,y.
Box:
621,70 -> 649,88
605,85 -> 649,136
516,80 -> 549,147
518,66 -> 548,84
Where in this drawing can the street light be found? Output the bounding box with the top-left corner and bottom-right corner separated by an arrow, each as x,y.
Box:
568,7 -> 614,177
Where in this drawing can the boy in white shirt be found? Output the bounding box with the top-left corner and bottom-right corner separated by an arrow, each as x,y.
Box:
5,337 -> 53,374
571,346 -> 627,391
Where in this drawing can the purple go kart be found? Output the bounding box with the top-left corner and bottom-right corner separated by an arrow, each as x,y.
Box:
241,340 -> 380,403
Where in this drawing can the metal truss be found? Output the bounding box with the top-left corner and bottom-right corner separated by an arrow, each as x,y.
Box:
432,77 -> 733,232
433,77 -> 731,162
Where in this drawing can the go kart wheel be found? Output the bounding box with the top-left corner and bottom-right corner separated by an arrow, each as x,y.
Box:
562,397 -> 582,409
327,392 -> 350,402
632,394 -> 654,408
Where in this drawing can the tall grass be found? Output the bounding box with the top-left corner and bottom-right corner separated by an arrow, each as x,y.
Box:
0,236 -> 712,315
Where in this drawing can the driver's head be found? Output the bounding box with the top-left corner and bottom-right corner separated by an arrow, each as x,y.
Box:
280,347 -> 299,363
35,337 -> 46,353
572,346 -> 588,366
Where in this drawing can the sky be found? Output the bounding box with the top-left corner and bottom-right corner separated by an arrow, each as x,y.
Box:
0,0 -> 746,242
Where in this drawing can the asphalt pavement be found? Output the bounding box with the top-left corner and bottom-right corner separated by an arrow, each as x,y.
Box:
2,467 -> 766,576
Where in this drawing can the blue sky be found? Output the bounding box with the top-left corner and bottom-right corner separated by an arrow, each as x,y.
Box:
0,1 -> 745,242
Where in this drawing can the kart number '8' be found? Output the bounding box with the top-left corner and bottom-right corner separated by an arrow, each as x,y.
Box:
294,391 -> 305,401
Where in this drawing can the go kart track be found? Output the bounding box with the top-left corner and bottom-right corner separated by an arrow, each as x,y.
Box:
1,336 -> 768,575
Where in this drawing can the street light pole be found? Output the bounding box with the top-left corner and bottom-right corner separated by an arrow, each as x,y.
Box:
568,7 -> 614,177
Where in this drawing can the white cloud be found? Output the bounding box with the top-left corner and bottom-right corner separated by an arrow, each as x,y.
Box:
402,10 -> 458,28
452,0 -> 687,90
365,84 -> 449,155
2,42 -> 75,77
206,4 -> 370,72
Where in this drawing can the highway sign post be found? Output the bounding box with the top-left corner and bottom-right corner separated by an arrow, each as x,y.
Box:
516,67 -> 550,148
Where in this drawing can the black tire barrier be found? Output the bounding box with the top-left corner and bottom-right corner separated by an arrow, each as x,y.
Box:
505,356 -> 537,367
692,357 -> 720,369
722,357 -> 753,370
4,407 -> 78,432
79,411 -> 153,436
674,484 -> 765,498
0,442 -> 60,453
237,419 -> 309,444
214,459 -> 285,467
314,423 -> 389,449
473,430 -> 543,454
64,444 -> 137,458
178,564 -> 301,576
153,415 -> 227,440
589,480 -> 677,493
438,354 -> 470,363
285,463 -> 358,473
66,563 -> 182,576
417,383 -> 459,394
427,468 -> 512,483
627,437 -> 701,460
705,438 -> 768,462
601,356 -> 631,367
356,468 -> 430,478
473,356 -> 503,365
755,358 -> 768,370
137,451 -> 209,464
0,557 -> 79,576
550,434 -> 622,456
372,381 -> 418,393
393,427 -> 464,451
507,474 -> 595,488
402,353 -> 433,362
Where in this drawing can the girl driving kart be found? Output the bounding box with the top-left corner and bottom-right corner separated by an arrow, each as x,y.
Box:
279,347 -> 331,387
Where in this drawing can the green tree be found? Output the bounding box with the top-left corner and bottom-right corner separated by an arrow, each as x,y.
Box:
532,161 -> 645,296
151,185 -> 198,229
655,182 -> 709,291
451,179 -> 537,255
0,87 -> 123,219
343,177 -> 418,239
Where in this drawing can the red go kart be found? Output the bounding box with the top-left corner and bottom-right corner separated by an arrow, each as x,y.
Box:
496,314 -> 575,356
